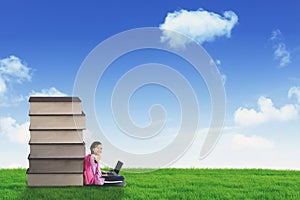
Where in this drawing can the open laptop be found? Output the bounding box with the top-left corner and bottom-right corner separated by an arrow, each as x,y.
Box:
103,161 -> 123,176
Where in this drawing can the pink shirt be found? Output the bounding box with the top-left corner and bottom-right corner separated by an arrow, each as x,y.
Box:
90,154 -> 105,185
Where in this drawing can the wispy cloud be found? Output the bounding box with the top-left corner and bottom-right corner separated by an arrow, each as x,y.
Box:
210,59 -> 227,85
213,59 -> 227,85
0,55 -> 32,96
274,43 -> 291,67
288,86 -> 300,104
0,55 -> 32,106
231,133 -> 274,150
159,9 -> 238,49
270,29 -> 281,41
234,91 -> 299,127
29,87 -> 67,97
0,117 -> 29,144
270,29 -> 291,67
198,127 -> 274,150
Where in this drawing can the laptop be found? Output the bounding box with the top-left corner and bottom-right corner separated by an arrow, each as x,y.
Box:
103,161 -> 123,176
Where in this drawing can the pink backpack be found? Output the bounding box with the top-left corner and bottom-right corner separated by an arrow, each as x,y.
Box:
84,154 -> 95,185
84,154 -> 105,185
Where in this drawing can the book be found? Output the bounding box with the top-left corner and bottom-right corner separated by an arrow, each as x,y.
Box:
27,169 -> 83,187
29,143 -> 85,158
30,129 -> 83,143
29,97 -> 82,115
28,155 -> 84,173
27,96 -> 87,187
29,113 -> 86,130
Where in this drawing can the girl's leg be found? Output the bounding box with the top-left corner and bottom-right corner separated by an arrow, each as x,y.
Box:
104,175 -> 124,182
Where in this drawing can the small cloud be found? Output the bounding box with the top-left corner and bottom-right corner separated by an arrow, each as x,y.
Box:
270,29 -> 282,41
288,86 -> 300,104
270,29 -> 291,67
231,133 -> 274,150
215,59 -> 221,66
221,74 -> 227,85
0,117 -> 30,144
234,96 -> 299,127
0,55 -> 32,96
159,9 -> 238,48
274,43 -> 291,67
210,59 -> 227,85
29,87 -> 67,97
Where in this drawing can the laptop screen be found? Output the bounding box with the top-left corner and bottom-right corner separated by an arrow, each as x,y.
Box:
114,161 -> 123,174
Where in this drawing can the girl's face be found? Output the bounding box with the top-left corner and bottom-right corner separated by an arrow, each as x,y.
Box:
93,144 -> 102,156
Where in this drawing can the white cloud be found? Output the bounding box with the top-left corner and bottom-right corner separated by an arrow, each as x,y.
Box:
215,59 -> 221,65
201,133 -> 298,170
197,127 -> 274,151
0,163 -> 24,169
234,96 -> 299,127
221,74 -> 227,85
159,9 -> 238,48
270,29 -> 291,67
0,77 -> 6,95
209,59 -> 227,85
0,95 -> 27,107
270,29 -> 281,41
172,128 -> 300,170
0,117 -> 30,144
0,55 -> 32,96
288,86 -> 300,104
231,133 -> 274,150
274,43 -> 291,67
0,55 -> 32,81
29,87 -> 67,97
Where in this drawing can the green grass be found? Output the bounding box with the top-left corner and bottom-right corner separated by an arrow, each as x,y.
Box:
0,168 -> 299,200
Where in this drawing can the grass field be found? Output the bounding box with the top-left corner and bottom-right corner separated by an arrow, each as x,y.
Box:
0,168 -> 299,200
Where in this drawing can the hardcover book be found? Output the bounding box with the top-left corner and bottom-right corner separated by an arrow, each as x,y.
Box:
27,169 -> 83,187
30,129 -> 83,143
28,155 -> 84,173
29,113 -> 86,130
29,143 -> 86,158
29,97 -> 82,115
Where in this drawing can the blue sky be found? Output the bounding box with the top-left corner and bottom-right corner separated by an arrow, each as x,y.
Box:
0,0 -> 299,169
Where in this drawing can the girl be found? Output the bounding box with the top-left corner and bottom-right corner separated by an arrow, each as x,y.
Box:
89,141 -> 125,186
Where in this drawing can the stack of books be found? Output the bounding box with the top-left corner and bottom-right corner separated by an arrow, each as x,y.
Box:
27,97 -> 86,187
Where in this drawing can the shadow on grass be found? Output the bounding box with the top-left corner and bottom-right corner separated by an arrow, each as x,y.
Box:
19,185 -> 124,200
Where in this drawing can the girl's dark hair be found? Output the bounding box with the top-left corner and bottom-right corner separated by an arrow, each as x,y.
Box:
90,141 -> 102,154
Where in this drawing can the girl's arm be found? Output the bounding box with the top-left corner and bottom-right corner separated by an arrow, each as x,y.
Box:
89,154 -> 97,174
